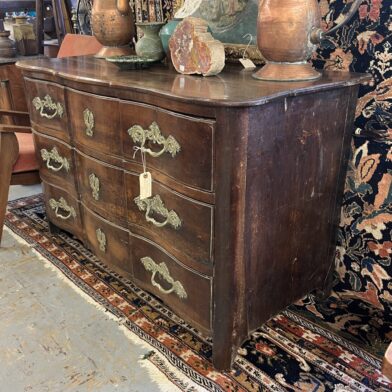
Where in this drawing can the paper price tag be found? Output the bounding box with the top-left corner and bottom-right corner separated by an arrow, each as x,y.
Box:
239,58 -> 256,69
139,172 -> 152,200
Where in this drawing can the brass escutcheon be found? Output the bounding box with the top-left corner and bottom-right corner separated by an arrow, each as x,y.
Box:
96,228 -> 106,253
84,108 -> 94,137
89,173 -> 100,201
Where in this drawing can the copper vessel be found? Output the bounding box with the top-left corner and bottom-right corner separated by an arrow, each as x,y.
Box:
254,0 -> 363,81
91,0 -> 135,58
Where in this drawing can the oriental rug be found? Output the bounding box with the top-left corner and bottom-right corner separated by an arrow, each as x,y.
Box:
4,195 -> 392,392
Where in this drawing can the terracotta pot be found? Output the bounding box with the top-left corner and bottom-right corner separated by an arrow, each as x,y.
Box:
91,0 -> 135,58
254,0 -> 363,81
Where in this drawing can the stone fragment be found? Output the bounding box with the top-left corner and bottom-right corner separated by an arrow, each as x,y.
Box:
169,17 -> 225,77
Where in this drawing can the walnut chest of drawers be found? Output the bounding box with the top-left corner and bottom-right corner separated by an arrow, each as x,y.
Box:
17,57 -> 367,370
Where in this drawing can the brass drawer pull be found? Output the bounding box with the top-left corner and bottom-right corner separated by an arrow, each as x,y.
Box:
84,108 -> 94,137
96,228 -> 106,252
49,197 -> 76,220
141,257 -> 187,299
41,147 -> 70,172
128,122 -> 181,158
134,195 -> 181,229
89,173 -> 100,201
32,95 -> 64,119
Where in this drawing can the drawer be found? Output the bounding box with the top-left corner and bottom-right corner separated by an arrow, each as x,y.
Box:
33,131 -> 77,195
76,152 -> 126,226
121,101 -> 215,192
43,182 -> 83,240
125,172 -> 213,270
83,206 -> 131,278
131,234 -> 212,332
67,89 -> 121,157
25,78 -> 68,141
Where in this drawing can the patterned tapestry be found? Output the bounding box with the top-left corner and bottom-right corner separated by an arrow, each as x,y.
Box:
298,0 -> 392,329
133,0 -> 184,22
155,0 -> 392,312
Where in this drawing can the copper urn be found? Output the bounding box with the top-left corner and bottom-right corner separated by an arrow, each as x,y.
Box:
254,0 -> 363,81
91,0 -> 135,58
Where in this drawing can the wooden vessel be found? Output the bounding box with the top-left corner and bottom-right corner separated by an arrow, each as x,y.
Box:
0,30 -> 16,58
12,16 -> 38,56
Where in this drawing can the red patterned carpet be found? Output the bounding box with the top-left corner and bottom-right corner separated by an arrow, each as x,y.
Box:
4,195 -> 391,392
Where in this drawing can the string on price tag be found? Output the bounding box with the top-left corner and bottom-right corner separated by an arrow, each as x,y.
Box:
133,146 -> 152,200
239,33 -> 256,70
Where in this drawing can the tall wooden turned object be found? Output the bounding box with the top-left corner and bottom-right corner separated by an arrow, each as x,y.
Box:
17,57 -> 368,369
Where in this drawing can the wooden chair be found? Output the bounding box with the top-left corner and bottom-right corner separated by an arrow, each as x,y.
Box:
0,68 -> 40,244
0,34 -> 102,245
56,33 -> 101,58
383,342 -> 392,380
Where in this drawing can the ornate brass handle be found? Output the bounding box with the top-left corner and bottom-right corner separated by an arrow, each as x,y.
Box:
96,228 -> 106,252
84,108 -> 94,137
141,257 -> 187,299
32,95 -> 64,120
134,195 -> 181,229
89,173 -> 100,201
49,197 -> 76,220
41,147 -> 70,172
128,122 -> 181,158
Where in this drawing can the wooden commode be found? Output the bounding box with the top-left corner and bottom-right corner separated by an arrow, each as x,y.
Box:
17,57 -> 367,370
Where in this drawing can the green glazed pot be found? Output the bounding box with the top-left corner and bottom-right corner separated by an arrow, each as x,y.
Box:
159,18 -> 182,56
135,22 -> 165,61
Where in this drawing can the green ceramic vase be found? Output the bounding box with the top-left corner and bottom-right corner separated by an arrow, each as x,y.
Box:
135,22 -> 165,61
159,18 -> 182,56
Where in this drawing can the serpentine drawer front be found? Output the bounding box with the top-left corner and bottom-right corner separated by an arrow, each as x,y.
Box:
130,233 -> 212,333
25,78 -> 68,141
120,101 -> 215,192
18,57 -> 367,370
76,152 -> 127,226
83,206 -> 130,277
42,183 -> 83,240
67,89 -> 122,157
125,172 -> 213,270
34,131 -> 77,195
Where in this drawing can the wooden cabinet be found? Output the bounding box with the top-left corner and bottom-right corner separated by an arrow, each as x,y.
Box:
17,57 -> 367,370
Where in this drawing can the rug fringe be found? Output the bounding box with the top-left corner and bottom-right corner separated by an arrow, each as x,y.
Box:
3,227 -> 185,392
137,351 -> 201,392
